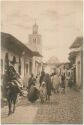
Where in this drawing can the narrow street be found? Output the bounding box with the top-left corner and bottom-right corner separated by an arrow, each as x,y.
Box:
1,88 -> 83,124
1,1 -> 83,124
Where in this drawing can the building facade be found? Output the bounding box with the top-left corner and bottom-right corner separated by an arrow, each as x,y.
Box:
1,32 -> 33,86
69,37 -> 83,88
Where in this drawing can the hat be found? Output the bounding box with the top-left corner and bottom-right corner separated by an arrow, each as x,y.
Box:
10,56 -> 17,65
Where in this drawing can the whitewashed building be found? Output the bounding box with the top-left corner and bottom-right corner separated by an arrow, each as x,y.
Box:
69,37 -> 83,88
1,32 -> 34,86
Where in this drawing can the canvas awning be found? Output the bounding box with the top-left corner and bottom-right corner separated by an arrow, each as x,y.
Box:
69,36 -> 83,49
33,51 -> 43,57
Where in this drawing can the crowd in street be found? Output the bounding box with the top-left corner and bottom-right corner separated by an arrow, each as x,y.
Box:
1,58 -> 75,115
27,66 -> 74,103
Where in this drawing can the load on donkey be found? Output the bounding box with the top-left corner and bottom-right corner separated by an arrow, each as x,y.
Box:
2,57 -> 23,115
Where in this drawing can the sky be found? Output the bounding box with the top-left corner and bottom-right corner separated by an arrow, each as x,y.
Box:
1,0 -> 83,63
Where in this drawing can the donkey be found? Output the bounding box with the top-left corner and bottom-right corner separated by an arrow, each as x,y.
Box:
6,83 -> 20,115
2,74 -> 23,115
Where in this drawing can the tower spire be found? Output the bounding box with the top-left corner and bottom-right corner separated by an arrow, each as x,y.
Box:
33,19 -> 38,34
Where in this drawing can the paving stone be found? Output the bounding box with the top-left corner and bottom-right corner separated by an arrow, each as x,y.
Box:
34,88 -> 83,124
1,88 -> 83,124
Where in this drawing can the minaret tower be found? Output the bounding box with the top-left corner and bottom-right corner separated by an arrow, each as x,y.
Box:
33,21 -> 38,34
28,21 -> 42,75
29,21 -> 42,54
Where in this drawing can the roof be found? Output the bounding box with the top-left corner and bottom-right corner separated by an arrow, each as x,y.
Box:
69,50 -> 79,57
70,36 -> 83,49
1,32 -> 42,57
68,51 -> 78,61
1,32 -> 33,57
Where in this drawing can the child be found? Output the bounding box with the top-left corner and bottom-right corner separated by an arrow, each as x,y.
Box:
40,82 -> 47,103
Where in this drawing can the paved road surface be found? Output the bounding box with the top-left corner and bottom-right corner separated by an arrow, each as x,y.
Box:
1,88 -> 83,124
1,101 -> 38,124
34,89 -> 83,124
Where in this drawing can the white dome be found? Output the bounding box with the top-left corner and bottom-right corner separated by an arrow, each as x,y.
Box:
47,56 -> 60,64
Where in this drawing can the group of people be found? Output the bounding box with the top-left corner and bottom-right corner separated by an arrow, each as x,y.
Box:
27,71 -> 52,102
1,59 -> 74,115
27,66 -> 74,103
51,67 -> 74,94
2,59 -> 74,104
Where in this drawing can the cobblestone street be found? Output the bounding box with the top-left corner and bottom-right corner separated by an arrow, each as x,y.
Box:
34,88 -> 83,124
1,88 -> 83,124
1,1 -> 83,124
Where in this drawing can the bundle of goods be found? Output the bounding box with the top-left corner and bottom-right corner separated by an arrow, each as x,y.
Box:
27,85 -> 40,103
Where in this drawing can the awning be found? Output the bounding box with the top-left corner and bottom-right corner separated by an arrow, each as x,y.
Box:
69,37 -> 83,49
69,50 -> 80,57
33,51 -> 43,57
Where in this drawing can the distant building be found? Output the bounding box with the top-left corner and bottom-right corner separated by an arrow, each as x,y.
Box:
45,56 -> 60,74
29,22 -> 42,54
69,36 -> 83,88
28,22 -> 42,76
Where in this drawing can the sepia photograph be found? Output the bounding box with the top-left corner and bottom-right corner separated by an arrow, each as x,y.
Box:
1,0 -> 83,124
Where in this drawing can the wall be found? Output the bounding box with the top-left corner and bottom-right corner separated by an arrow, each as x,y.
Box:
1,47 -> 7,75
75,52 -> 81,87
32,56 -> 42,76
15,54 -> 33,87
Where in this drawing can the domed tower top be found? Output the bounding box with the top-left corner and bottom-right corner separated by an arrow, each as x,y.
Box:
33,21 -> 38,34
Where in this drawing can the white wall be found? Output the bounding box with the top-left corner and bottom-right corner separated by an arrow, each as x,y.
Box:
75,52 -> 81,87
1,47 -> 7,74
32,56 -> 42,76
